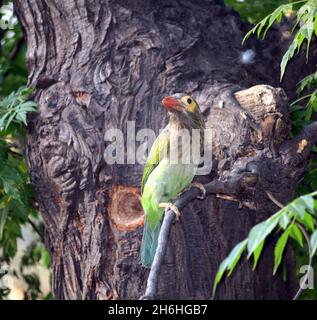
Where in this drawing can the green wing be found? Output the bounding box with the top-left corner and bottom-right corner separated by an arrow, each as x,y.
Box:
141,129 -> 170,193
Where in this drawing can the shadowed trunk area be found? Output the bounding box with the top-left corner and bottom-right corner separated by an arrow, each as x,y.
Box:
13,0 -> 317,299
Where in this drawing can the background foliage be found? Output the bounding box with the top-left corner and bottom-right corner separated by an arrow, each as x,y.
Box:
224,0 -> 295,23
217,0 -> 317,300
0,0 -> 50,300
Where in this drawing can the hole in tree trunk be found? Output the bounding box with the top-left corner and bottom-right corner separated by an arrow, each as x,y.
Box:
108,185 -> 144,232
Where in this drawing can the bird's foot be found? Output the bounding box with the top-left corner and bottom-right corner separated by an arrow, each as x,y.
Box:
190,182 -> 206,199
159,202 -> 181,221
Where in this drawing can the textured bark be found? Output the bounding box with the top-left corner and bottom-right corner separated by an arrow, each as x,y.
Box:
13,0 -> 317,299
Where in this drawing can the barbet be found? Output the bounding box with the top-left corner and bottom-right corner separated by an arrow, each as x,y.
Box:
140,94 -> 205,268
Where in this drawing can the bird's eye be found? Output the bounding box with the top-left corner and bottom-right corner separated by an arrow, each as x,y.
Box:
187,98 -> 192,104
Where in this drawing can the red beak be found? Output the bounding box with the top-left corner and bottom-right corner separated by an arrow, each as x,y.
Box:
162,96 -> 183,112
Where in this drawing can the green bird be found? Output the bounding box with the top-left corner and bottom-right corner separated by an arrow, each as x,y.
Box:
140,93 -> 205,268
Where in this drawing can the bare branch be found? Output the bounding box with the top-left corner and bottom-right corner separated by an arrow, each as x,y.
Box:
280,121 -> 317,167
140,180 -> 226,300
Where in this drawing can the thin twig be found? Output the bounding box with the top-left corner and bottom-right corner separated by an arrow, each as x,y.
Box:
140,180 -> 226,300
265,191 -> 313,300
7,148 -> 23,158
266,191 -> 284,209
27,217 -> 45,243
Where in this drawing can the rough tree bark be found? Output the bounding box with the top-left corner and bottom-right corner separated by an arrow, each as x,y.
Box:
13,0 -> 317,299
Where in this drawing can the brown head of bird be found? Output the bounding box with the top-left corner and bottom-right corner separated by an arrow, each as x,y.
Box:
162,93 -> 205,156
162,93 -> 204,131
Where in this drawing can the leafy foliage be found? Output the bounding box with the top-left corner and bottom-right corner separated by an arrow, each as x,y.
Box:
20,241 -> 51,300
0,2 -> 27,96
224,0 -> 294,23
0,0 -> 51,299
0,87 -> 36,260
243,0 -> 317,80
0,86 -> 52,299
213,192 -> 317,298
291,72 -> 317,135
215,0 -> 317,300
0,87 -> 36,130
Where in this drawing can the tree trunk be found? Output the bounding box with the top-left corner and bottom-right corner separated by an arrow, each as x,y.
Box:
13,0 -> 317,299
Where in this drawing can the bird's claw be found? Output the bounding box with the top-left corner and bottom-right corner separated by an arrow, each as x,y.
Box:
191,182 -> 206,200
159,202 -> 181,221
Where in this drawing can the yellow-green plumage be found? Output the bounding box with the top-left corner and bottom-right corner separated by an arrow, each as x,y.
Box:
140,94 -> 204,268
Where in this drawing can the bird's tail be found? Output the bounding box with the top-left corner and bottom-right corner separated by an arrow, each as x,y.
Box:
140,218 -> 161,268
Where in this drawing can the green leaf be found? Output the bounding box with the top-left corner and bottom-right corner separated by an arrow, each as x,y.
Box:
247,213 -> 281,256
273,225 -> 291,275
289,223 -> 303,247
280,40 -> 298,81
279,212 -> 291,229
9,200 -> 29,222
301,195 -> 315,212
18,101 -> 36,111
41,249 -> 51,269
296,73 -> 317,95
15,112 -> 26,125
2,179 -> 21,201
212,239 -> 247,298
299,212 -> 315,232
303,18 -> 314,60
291,198 -> 308,218
263,6 -> 286,38
303,90 -> 317,121
0,112 -> 11,130
4,110 -> 17,131
212,259 -> 228,299
227,239 -> 248,276
44,292 -> 53,300
257,18 -> 267,38
0,86 -> 36,132
0,163 -> 24,183
0,207 -> 9,240
252,240 -> 264,270
310,230 -> 317,257
243,27 -> 257,44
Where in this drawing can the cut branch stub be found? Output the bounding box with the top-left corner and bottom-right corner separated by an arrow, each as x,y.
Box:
108,185 -> 144,232
234,85 -> 291,147
207,84 -> 317,217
